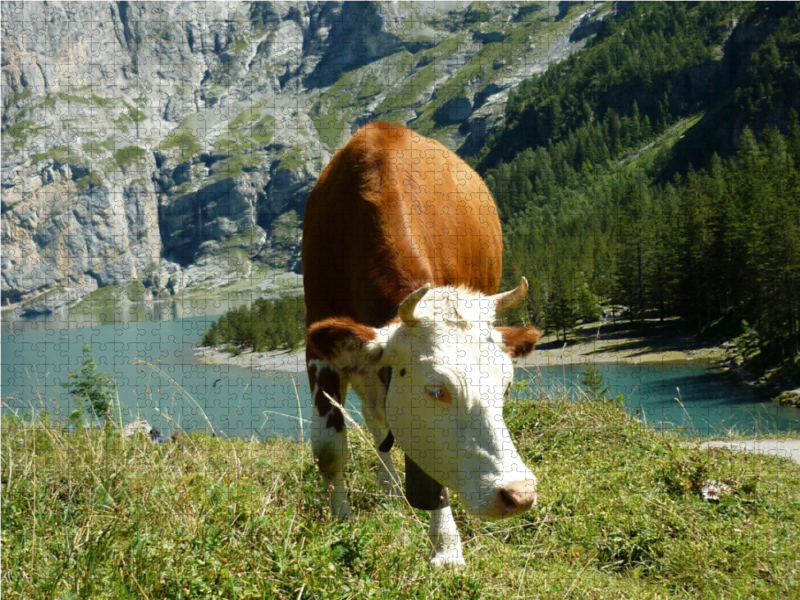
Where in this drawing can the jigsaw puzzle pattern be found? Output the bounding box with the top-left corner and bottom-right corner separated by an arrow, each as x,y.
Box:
2,2 -> 797,456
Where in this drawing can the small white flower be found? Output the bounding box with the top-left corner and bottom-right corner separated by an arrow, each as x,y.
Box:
701,480 -> 731,502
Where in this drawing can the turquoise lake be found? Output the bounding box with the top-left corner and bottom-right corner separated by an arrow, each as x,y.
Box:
3,305 -> 799,439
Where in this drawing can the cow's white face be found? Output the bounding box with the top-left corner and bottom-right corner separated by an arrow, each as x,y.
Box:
308,282 -> 540,519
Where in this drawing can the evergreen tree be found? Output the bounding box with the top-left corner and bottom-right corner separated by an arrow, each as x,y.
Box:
63,344 -> 117,421
545,265 -> 579,341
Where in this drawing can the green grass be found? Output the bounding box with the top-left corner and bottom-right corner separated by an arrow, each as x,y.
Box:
3,391 -> 798,599
124,281 -> 147,302
274,147 -> 304,172
311,104 -> 353,149
617,113 -> 706,175
224,226 -> 264,250
17,286 -> 66,307
31,146 -> 84,165
210,153 -> 263,181
159,118 -> 202,163
171,181 -> 194,196
215,138 -> 248,153
75,171 -> 103,192
311,77 -> 356,148
114,146 -> 147,168
216,109 -> 275,153
122,101 -> 147,122
231,39 -> 249,53
2,119 -> 49,148
373,36 -> 464,119
82,140 -> 111,157
251,115 -> 275,145
311,51 -> 416,148
70,286 -> 120,312
229,105 -> 262,132
6,89 -> 32,106
56,92 -> 93,105
2,120 -> 36,138
91,95 -> 114,107
55,92 -> 113,107
99,136 -> 117,151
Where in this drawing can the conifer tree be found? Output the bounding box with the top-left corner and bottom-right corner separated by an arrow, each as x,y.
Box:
63,344 -> 117,421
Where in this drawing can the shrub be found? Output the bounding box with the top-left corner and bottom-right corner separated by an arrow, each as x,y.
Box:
62,344 -> 117,420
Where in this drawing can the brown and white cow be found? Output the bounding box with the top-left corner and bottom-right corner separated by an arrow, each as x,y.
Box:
302,122 -> 540,566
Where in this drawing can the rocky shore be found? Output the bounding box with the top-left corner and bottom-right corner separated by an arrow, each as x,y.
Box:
195,346 -> 306,374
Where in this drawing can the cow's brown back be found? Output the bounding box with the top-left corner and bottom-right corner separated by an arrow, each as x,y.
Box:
302,122 -> 502,328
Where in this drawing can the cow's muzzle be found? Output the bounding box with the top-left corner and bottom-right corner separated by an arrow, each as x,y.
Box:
495,479 -> 537,517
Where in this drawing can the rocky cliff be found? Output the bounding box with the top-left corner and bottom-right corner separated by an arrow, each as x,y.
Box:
1,1 -> 611,314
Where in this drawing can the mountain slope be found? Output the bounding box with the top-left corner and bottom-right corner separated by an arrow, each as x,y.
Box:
1,0 -> 610,314
476,2 -> 800,383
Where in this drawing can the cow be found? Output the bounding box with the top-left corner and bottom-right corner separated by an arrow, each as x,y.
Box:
302,122 -> 540,566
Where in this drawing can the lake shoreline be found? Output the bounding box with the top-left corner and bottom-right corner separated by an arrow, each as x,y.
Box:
196,317 -> 728,374
195,346 -> 307,373
517,318 -> 727,369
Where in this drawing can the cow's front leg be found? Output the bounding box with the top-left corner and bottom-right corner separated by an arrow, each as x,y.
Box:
429,501 -> 465,567
308,358 -> 351,519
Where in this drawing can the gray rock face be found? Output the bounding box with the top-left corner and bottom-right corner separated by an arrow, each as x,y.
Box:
161,176 -> 260,264
2,153 -> 161,301
1,1 -> 608,310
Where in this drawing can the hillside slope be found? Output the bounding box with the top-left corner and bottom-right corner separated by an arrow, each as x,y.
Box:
477,2 -> 800,386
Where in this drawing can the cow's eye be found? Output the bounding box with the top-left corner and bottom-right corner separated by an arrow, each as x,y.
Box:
425,385 -> 451,404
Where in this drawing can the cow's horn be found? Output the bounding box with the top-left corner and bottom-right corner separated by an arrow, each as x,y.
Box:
491,277 -> 529,315
398,283 -> 431,323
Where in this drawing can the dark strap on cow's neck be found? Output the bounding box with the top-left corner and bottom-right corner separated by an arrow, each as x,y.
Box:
405,454 -> 449,511
377,364 -> 395,452
378,430 -> 394,452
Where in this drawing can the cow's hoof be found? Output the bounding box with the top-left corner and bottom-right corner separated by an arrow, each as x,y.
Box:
334,505 -> 352,521
330,499 -> 352,520
430,551 -> 466,568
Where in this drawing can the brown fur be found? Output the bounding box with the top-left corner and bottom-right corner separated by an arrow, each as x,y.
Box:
302,121 -> 503,332
304,122 -> 505,434
307,317 -> 378,361
496,326 -> 541,358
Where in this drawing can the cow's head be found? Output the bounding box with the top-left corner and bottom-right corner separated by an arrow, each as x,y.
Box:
308,279 -> 540,519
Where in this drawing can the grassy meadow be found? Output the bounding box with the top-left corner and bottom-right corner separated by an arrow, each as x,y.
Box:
2,389 -> 799,599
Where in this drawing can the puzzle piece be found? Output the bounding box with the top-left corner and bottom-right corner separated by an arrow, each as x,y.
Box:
2,3 -> 798,566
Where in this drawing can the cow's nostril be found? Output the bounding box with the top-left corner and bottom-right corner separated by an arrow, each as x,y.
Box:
498,489 -> 518,513
497,481 -> 537,516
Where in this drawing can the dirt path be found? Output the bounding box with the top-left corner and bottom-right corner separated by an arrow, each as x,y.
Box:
700,439 -> 800,465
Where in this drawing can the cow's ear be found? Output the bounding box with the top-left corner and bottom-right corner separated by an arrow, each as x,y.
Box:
495,326 -> 541,358
307,317 -> 386,368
